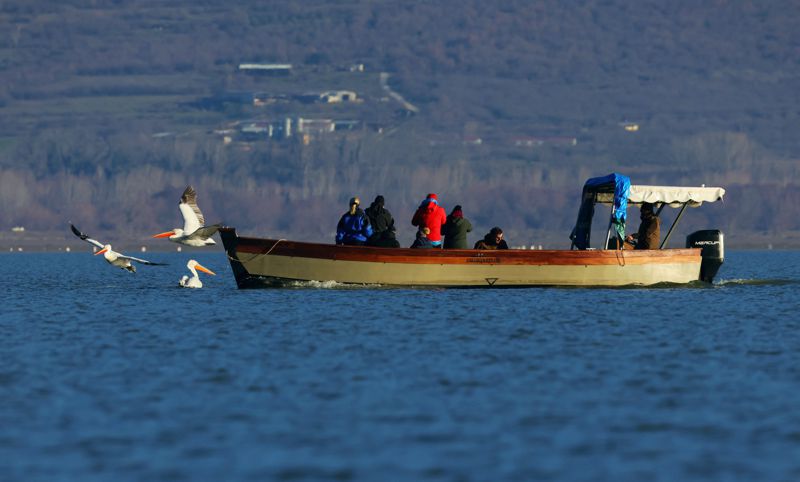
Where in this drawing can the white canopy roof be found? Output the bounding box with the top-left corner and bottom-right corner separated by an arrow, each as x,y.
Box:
597,185 -> 726,208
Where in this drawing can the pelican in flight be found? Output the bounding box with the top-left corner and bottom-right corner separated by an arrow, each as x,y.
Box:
70,224 -> 166,273
179,259 -> 216,288
153,186 -> 220,247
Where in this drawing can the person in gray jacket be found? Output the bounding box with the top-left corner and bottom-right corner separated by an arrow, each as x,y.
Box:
443,205 -> 473,249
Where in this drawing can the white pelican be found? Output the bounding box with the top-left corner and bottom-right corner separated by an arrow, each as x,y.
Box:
179,259 -> 216,288
152,186 -> 220,247
71,224 -> 166,273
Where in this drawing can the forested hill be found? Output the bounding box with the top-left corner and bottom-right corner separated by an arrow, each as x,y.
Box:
1,1 -> 799,247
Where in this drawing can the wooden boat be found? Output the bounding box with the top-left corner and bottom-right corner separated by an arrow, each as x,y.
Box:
219,175 -> 726,288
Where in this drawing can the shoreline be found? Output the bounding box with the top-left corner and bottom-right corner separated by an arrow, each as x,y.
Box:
3,230 -> 799,252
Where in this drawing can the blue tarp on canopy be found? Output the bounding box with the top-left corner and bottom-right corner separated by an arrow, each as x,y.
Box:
570,173 -> 631,250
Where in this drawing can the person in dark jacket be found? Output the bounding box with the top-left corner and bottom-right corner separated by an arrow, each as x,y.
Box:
443,205 -> 472,249
410,227 -> 433,249
336,197 -> 373,246
411,193 -> 447,247
365,195 -> 400,248
626,202 -> 660,250
474,227 -> 509,250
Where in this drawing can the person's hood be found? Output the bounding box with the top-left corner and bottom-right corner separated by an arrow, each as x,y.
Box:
420,200 -> 440,213
367,203 -> 385,214
419,197 -> 439,209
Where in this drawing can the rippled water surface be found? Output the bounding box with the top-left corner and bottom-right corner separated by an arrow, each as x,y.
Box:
2,251 -> 799,481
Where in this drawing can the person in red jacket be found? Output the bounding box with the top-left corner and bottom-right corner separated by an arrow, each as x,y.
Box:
411,193 -> 447,247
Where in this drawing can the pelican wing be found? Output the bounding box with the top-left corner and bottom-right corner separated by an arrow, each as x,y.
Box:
179,185 -> 205,233
188,223 -> 221,240
70,223 -> 105,249
122,254 -> 168,266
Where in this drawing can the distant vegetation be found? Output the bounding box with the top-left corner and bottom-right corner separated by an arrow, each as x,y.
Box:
0,0 -> 798,246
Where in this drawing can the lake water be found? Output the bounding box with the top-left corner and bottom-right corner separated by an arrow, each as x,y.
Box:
1,250 -> 799,481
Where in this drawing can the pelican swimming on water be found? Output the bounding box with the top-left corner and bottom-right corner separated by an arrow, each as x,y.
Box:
70,224 -> 167,273
179,259 -> 216,288
153,186 -> 220,247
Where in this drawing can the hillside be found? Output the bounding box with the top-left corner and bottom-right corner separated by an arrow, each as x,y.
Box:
1,0 -> 799,247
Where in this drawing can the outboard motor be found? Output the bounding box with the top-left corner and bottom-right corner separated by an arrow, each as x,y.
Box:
686,230 -> 724,283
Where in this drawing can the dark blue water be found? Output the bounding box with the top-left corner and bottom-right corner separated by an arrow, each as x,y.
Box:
1,251 -> 799,481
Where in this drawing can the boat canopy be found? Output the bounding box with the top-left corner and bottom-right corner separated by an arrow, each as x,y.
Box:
570,173 -> 631,250
570,174 -> 726,250
596,185 -> 726,208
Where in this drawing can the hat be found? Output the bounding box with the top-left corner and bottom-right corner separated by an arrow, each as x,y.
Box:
427,193 -> 437,200
349,197 -> 360,205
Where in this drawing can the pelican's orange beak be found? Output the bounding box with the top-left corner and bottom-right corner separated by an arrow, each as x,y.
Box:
195,264 -> 216,276
95,247 -> 108,255
152,230 -> 175,239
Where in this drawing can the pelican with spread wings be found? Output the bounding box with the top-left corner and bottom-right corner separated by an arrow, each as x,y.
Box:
152,186 -> 220,247
71,224 -> 167,273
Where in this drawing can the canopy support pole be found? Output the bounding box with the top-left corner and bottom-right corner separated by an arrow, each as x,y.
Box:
604,206 -> 615,250
660,202 -> 688,249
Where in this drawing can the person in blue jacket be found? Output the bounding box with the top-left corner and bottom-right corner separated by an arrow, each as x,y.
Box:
336,197 -> 373,246
410,227 -> 434,248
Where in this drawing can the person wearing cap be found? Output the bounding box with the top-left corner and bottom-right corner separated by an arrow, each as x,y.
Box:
625,202 -> 660,250
411,193 -> 447,247
442,204 -> 473,249
365,195 -> 400,248
474,227 -> 509,250
336,197 -> 373,246
410,227 -> 433,249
